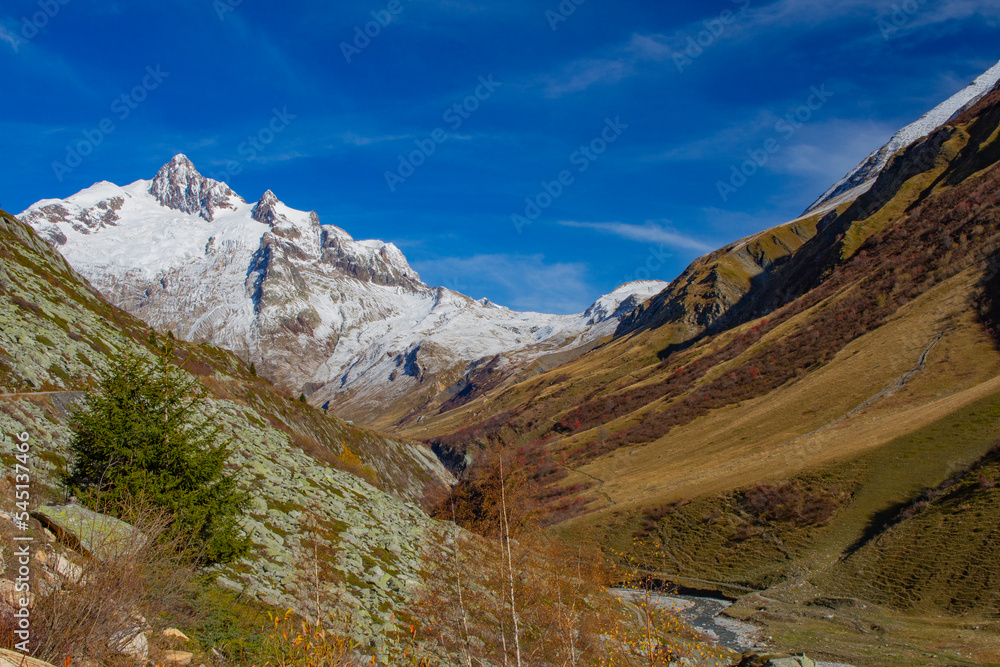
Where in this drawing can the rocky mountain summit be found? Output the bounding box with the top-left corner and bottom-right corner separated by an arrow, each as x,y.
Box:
20,159 -> 667,426
149,154 -> 242,221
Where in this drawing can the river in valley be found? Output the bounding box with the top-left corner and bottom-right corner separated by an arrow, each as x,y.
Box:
611,588 -> 760,652
610,589 -> 856,667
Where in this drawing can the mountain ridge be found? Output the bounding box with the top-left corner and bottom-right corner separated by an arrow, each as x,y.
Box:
804,57 -> 1000,216
19,159 -> 668,427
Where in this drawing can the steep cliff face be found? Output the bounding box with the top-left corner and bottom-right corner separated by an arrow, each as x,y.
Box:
20,157 -> 667,427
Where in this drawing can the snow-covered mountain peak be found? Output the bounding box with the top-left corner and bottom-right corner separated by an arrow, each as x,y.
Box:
804,58 -> 1000,216
583,279 -> 669,325
149,153 -> 243,221
251,189 -> 282,226
257,188 -> 279,207
19,155 -> 670,424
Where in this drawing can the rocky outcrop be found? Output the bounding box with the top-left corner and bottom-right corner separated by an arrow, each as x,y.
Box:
736,655 -> 816,667
615,217 -> 822,343
149,154 -> 241,221
20,196 -> 123,240
250,189 -> 281,226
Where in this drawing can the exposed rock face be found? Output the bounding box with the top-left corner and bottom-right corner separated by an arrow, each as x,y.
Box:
250,189 -> 281,226
148,154 -> 241,221
19,158 -> 668,425
20,194 -> 125,241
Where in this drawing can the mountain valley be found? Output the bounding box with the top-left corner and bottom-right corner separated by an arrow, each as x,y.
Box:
5,41 -> 1000,667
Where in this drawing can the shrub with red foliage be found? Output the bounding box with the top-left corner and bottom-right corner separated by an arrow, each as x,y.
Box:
739,481 -> 845,528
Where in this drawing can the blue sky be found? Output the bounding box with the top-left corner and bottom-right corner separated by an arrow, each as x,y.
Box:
2,0 -> 998,313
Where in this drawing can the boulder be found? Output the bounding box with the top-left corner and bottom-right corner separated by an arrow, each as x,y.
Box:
161,650 -> 194,665
737,654 -> 816,667
769,659 -> 816,667
163,627 -> 190,641
111,629 -> 149,660
0,579 -> 31,607
54,554 -> 83,583
31,504 -> 146,560
0,649 -> 57,667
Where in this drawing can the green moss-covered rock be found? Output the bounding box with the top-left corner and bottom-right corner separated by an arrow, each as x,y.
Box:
32,503 -> 146,559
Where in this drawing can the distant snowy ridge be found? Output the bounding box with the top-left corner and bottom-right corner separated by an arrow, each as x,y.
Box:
804,58 -> 1000,216
19,155 -> 667,424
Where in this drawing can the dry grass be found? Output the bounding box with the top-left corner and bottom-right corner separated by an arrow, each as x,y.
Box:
24,501 -> 197,665
260,610 -> 369,667
287,433 -> 380,489
413,529 -> 730,667
562,267 -> 1000,516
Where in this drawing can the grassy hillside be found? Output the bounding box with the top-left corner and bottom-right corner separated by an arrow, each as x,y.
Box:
829,438 -> 1000,617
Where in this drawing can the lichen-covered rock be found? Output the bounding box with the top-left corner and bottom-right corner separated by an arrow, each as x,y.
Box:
32,504 -> 146,560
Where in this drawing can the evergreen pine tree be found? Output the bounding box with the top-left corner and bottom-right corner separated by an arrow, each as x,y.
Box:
65,343 -> 249,566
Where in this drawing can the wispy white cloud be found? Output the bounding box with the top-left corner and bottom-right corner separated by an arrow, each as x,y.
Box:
336,131 -> 414,147
559,220 -> 715,253
536,0 -> 1000,98
413,253 -> 594,314
626,33 -> 674,60
772,121 -> 895,178
541,58 -> 632,98
0,25 -> 22,51
537,32 -> 684,98
642,110 -> 781,163
0,25 -> 103,101
753,0 -> 1000,31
